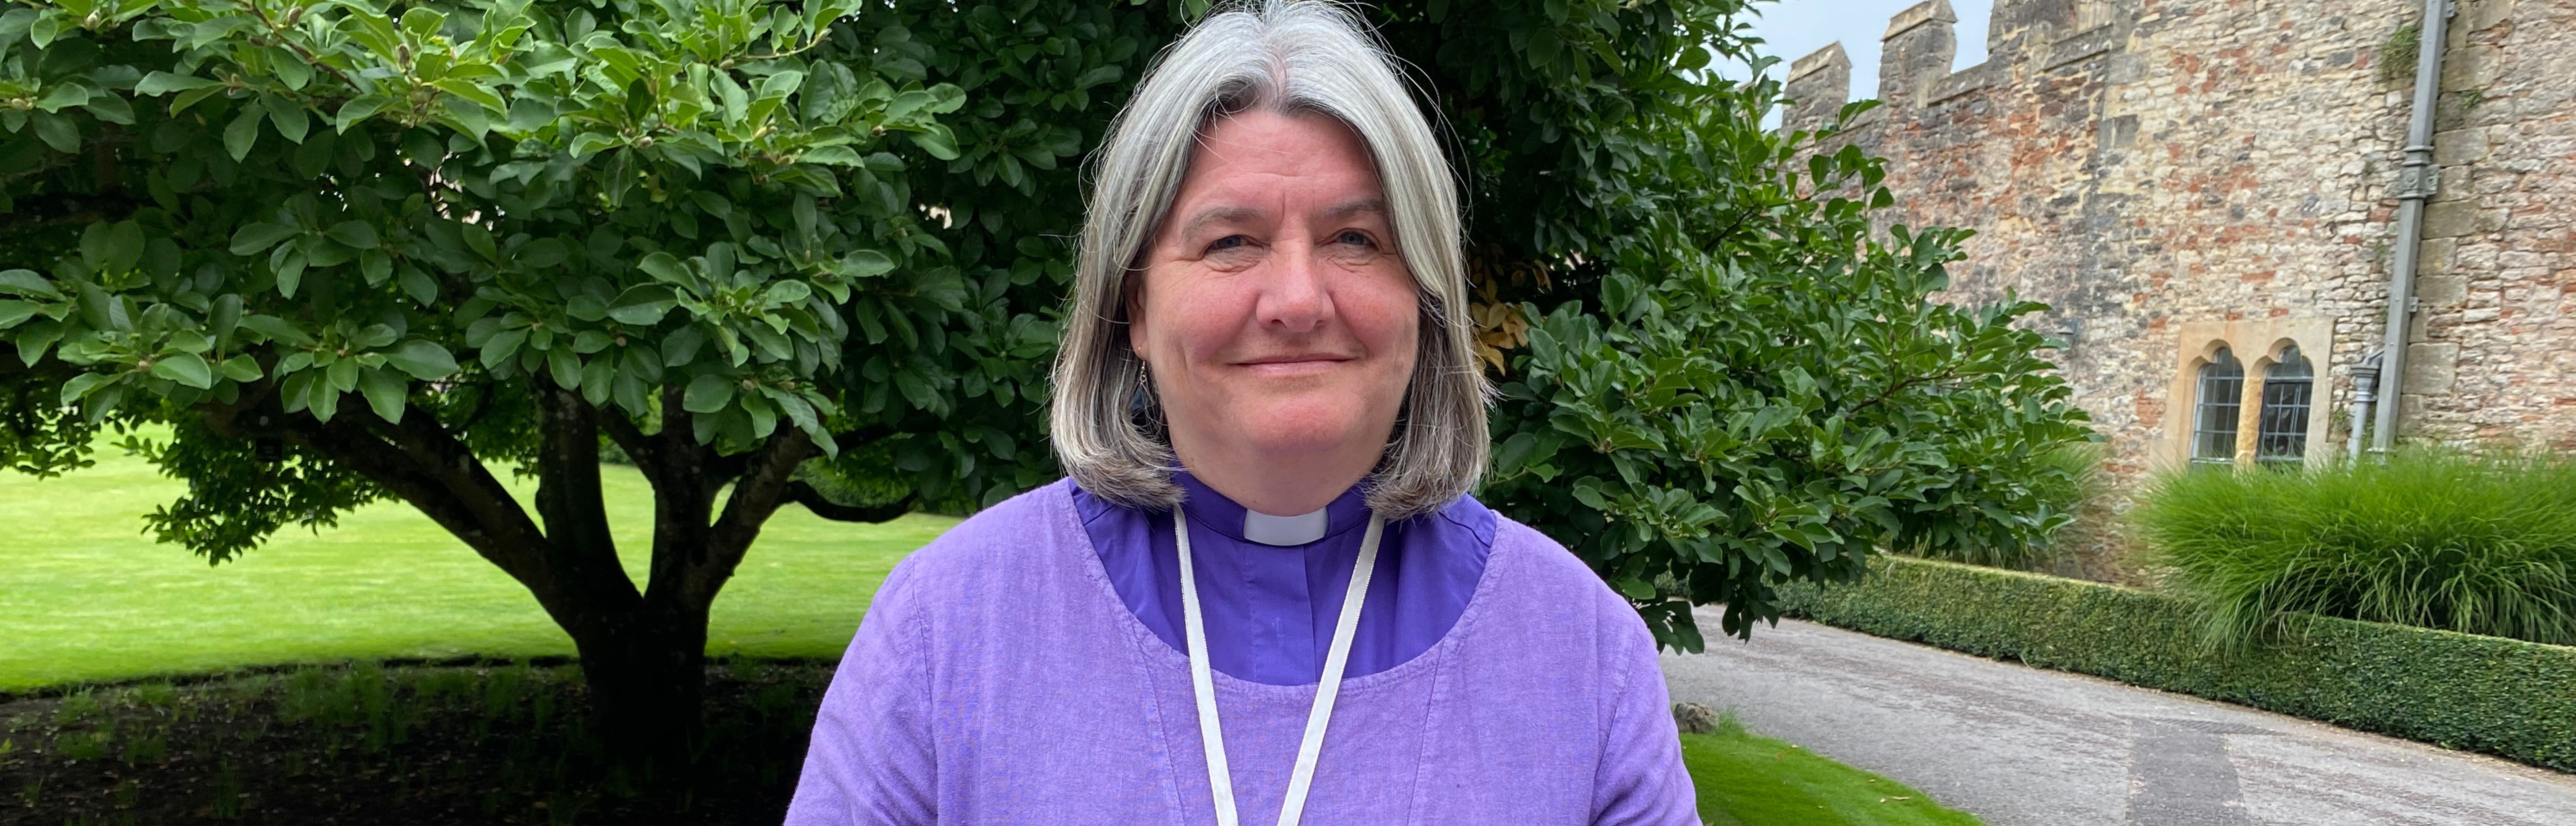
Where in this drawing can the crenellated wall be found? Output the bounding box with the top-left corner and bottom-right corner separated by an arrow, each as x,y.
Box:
1784,0 -> 2576,564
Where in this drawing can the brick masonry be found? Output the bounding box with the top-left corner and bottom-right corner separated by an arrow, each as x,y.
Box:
1786,0 -> 2576,552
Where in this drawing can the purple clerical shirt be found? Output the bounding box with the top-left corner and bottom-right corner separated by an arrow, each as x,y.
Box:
785,478 -> 1698,824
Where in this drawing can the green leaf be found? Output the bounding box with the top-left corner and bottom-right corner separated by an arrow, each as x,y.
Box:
607,285 -> 677,325
383,340 -> 459,380
480,328 -> 527,369
683,373 -> 735,413
461,223 -> 496,261
219,354 -> 262,382
326,221 -> 380,250
548,349 -> 581,389
150,353 -> 215,389
399,268 -> 440,305
637,252 -> 691,284
61,373 -> 114,405
1073,65 -> 1123,89
223,106 -> 262,161
237,314 -> 315,346
518,238 -> 568,269
0,300 -> 35,329
264,94 -> 309,143
908,126 -> 960,161
229,223 -> 298,255
82,95 -> 135,126
17,319 -> 64,366
662,325 -> 706,366
307,376 -> 341,422
273,248 -> 307,298
0,269 -> 61,299
134,72 -> 221,96
327,357 -> 360,392
841,250 -> 895,278
31,112 -> 79,153
802,146 -> 863,166
336,95 -> 392,131
360,368 -> 409,423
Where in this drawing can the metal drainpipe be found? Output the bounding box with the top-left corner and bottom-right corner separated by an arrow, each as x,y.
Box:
2347,350 -> 2381,461
2372,0 -> 2455,454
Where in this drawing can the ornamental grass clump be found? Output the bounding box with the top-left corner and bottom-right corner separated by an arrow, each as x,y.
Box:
2137,451 -> 2576,649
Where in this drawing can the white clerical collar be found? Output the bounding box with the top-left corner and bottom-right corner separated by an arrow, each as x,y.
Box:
1242,506 -> 1330,546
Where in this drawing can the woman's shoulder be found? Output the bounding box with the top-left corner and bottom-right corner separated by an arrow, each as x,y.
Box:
1467,503 -> 1651,629
1449,503 -> 1665,694
879,479 -> 1083,596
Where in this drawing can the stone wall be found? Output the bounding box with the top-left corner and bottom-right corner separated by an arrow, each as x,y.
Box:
1785,0 -> 2576,534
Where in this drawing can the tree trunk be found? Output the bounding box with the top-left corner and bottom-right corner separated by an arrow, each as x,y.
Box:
569,602 -> 712,774
239,381 -> 838,776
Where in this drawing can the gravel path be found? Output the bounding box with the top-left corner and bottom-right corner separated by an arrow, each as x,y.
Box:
1658,610 -> 2576,826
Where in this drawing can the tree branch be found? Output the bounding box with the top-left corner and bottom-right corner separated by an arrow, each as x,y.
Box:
532,385 -> 638,612
784,482 -> 916,523
679,428 -> 815,608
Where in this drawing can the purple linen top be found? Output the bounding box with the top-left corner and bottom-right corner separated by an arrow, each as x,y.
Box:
786,479 -> 1698,825
1073,470 -> 1491,685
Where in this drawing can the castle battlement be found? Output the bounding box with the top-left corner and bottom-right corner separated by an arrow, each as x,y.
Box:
1785,1 -> 2133,135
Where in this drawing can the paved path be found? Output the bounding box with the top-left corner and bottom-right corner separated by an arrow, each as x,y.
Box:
1658,610 -> 2576,826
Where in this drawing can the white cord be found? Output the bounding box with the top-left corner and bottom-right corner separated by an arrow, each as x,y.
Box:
1177,510 -> 1384,826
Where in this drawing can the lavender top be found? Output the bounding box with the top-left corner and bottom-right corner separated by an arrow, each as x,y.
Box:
1074,470 -> 1491,685
786,479 -> 1698,825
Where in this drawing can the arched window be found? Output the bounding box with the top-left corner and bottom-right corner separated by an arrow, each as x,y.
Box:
2257,344 -> 2314,466
2192,348 -> 2244,464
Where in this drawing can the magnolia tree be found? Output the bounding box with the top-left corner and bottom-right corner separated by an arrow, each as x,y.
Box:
0,0 -> 2095,760
0,0 -> 1080,756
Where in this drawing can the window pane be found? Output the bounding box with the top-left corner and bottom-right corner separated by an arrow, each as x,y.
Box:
2194,348 -> 2243,464
2258,347 -> 2314,466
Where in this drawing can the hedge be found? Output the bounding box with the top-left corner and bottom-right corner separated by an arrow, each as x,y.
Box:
1774,556 -> 2576,772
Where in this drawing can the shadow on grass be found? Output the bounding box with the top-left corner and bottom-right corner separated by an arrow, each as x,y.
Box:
5,661 -> 1987,825
1,659 -> 831,825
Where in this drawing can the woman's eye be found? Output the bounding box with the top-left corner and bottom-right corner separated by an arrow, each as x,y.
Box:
1334,230 -> 1375,247
1207,235 -> 1250,252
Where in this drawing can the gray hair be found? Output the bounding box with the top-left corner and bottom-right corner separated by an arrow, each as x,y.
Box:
1048,0 -> 1486,519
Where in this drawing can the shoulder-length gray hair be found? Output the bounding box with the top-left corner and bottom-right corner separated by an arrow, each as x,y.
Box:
1049,0 -> 1486,520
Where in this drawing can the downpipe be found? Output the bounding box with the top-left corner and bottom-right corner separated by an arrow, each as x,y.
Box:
2371,0 -> 2454,455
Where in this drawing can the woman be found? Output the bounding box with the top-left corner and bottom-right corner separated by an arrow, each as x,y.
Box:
786,2 -> 1696,823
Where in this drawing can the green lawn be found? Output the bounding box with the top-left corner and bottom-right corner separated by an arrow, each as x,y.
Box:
1687,724 -> 1986,826
0,433 -> 953,692
3,437 -> 1987,825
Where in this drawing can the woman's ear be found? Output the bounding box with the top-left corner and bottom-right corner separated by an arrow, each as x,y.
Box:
1122,273 -> 1149,361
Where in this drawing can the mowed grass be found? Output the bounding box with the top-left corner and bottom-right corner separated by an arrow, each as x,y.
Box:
5,435 -> 1987,825
1687,726 -> 1987,826
0,432 -> 956,692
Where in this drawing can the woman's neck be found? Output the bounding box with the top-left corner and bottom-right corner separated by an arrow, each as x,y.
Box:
1171,442 -> 1374,516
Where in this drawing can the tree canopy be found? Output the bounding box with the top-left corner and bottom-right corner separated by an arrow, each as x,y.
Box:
0,0 -> 2092,753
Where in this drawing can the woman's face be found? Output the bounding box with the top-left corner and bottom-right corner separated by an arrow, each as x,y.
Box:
1129,110 -> 1418,487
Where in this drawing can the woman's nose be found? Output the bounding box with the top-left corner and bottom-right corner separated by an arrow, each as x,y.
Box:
1257,241 -> 1332,333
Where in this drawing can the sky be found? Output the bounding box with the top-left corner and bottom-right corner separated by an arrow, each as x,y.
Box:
1718,0 -> 1995,105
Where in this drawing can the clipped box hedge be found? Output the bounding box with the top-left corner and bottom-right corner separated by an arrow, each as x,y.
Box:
1773,556 -> 2576,772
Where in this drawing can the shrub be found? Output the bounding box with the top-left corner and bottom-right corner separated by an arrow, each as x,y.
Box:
2136,451 -> 2576,648
1777,555 -> 2576,773
1477,64 -> 2095,649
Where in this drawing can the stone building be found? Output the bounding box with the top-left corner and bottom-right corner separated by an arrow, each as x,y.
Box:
1783,0 -> 2576,517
